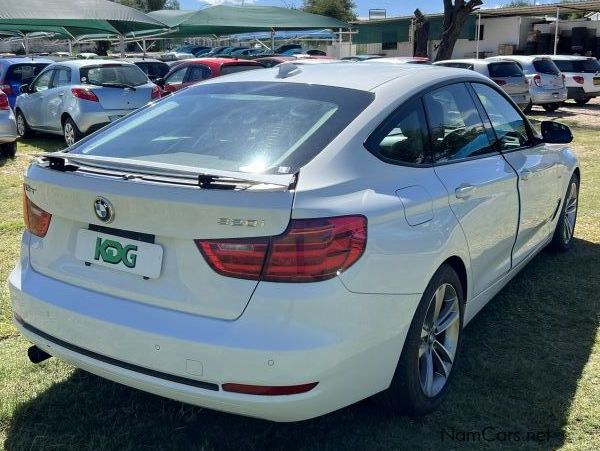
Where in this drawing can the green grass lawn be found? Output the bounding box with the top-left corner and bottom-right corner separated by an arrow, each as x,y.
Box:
0,128 -> 598,451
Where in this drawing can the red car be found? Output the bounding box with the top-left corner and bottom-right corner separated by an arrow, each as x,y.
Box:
158,58 -> 263,94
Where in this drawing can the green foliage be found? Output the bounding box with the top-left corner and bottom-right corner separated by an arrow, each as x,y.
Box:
303,0 -> 356,23
503,0 -> 532,6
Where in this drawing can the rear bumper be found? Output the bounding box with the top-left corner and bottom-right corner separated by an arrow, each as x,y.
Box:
509,92 -> 531,108
530,86 -> 568,104
567,86 -> 600,100
0,110 -> 17,144
71,108 -> 135,135
9,236 -> 420,421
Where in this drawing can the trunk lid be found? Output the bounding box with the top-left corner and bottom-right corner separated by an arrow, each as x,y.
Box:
24,161 -> 294,320
89,84 -> 153,110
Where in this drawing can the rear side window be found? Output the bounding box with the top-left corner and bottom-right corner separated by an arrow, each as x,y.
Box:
6,63 -> 48,83
165,66 -> 187,84
187,65 -> 211,82
220,65 -> 262,76
473,83 -> 530,151
423,83 -> 494,162
80,64 -> 148,87
533,59 -> 560,75
72,82 -> 374,175
553,58 -> 600,73
369,98 -> 430,165
52,68 -> 71,88
488,62 -> 523,78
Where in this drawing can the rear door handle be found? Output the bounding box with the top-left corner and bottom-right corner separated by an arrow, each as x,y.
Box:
57,92 -> 64,97
455,184 -> 475,199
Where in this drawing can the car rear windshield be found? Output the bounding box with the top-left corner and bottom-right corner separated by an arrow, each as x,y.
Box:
5,63 -> 49,83
488,62 -> 523,78
533,59 -> 560,75
553,58 -> 600,73
220,65 -> 262,76
71,82 -> 374,175
80,64 -> 148,87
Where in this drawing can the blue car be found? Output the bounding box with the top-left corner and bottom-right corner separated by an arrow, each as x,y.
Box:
0,57 -> 53,108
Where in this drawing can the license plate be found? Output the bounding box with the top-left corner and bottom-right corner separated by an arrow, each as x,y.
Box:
594,77 -> 600,86
75,229 -> 163,279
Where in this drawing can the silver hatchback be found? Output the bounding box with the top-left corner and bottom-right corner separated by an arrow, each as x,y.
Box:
434,59 -> 531,110
15,60 -> 160,146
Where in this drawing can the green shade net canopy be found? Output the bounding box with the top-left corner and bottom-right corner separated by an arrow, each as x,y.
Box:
0,0 -> 168,38
148,6 -> 349,37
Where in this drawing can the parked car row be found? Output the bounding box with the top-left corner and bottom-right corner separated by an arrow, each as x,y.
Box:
2,53 -> 599,152
435,54 -> 600,112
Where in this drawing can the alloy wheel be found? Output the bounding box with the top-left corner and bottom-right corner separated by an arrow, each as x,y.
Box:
562,181 -> 578,244
16,114 -> 25,137
419,283 -> 461,398
64,122 -> 75,146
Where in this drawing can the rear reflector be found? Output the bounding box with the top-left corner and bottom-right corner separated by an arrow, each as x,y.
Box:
0,91 -> 9,110
71,87 -> 99,102
222,382 -> 318,396
196,215 -> 367,282
23,187 -> 52,237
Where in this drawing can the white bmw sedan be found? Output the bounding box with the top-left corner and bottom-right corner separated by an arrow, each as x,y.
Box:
10,62 -> 579,422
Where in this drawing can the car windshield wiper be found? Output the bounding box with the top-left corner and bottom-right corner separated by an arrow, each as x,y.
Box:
35,152 -> 296,190
88,82 -> 137,90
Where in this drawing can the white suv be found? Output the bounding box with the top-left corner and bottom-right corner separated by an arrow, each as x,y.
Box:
548,55 -> 600,105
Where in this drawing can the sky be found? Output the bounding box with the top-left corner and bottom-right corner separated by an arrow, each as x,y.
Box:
178,1 -> 560,18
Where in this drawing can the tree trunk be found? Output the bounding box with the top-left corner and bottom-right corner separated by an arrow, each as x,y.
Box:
413,9 -> 430,58
434,0 -> 483,62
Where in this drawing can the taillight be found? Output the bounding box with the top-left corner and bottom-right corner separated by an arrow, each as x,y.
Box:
533,74 -> 542,87
573,75 -> 585,84
151,84 -> 161,100
71,87 -> 99,102
0,91 -> 9,110
222,382 -> 318,396
562,73 -> 566,86
23,188 -> 52,237
0,84 -> 13,96
196,215 -> 367,282
492,79 -> 507,86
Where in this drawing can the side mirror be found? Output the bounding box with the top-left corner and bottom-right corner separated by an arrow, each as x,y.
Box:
154,78 -> 165,88
19,84 -> 30,94
541,121 -> 573,144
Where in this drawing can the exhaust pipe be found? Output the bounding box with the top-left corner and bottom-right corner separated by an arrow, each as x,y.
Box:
27,345 -> 52,364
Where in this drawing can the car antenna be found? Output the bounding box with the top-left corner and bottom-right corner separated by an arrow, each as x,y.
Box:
276,62 -> 301,79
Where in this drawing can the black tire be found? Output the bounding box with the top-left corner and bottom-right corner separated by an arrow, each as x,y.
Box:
575,98 -> 590,105
550,173 -> 580,252
523,101 -> 533,114
15,110 -> 32,138
376,264 -> 464,415
543,103 -> 560,112
63,117 -> 83,147
1,141 -> 17,158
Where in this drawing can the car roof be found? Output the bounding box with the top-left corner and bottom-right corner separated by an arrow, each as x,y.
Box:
547,55 -> 594,60
121,58 -> 165,64
183,57 -> 262,67
0,57 -> 54,66
197,62 -> 487,93
487,55 -> 549,62
48,59 -> 138,69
